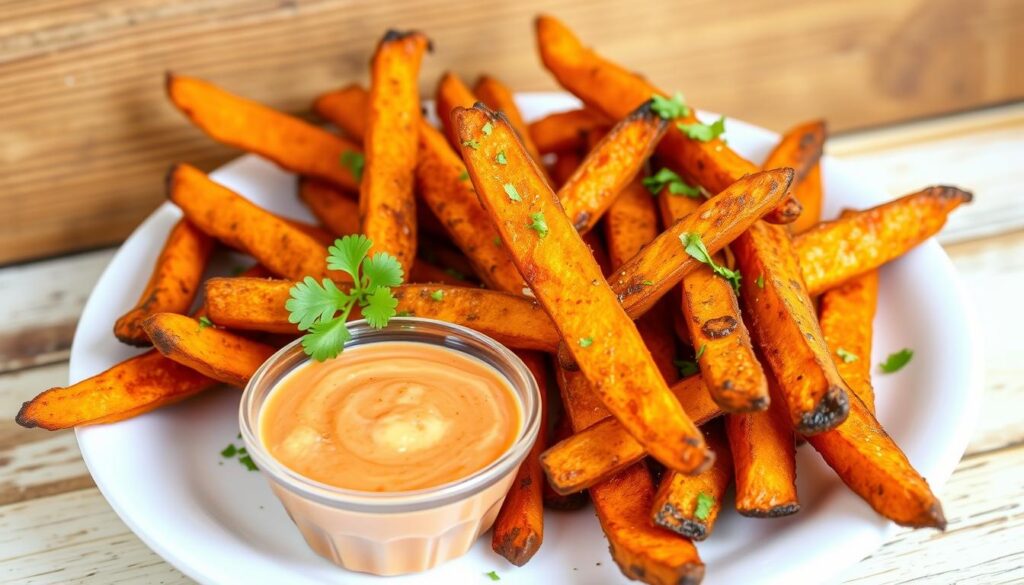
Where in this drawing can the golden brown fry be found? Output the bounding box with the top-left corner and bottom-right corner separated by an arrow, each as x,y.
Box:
726,377 -> 800,517
790,163 -> 823,235
529,108 -> 610,155
168,164 -> 341,282
558,101 -> 668,233
820,267 -> 879,413
737,220 -> 851,434
436,71 -> 477,148
143,313 -> 276,387
16,350 -> 218,431
492,350 -> 548,566
549,149 -> 583,188
796,186 -> 973,295
407,261 -> 468,285
361,30 -> 430,270
474,75 -> 545,166
808,391 -> 946,528
604,180 -> 660,270
542,409 -> 589,510
653,423 -> 733,540
541,374 -> 722,495
203,278 -> 560,352
284,218 -> 336,248
113,219 -> 213,346
760,120 -> 826,223
457,104 -> 711,474
313,83 -> 370,143
298,179 -> 360,237
166,74 -> 361,191
610,169 -> 792,318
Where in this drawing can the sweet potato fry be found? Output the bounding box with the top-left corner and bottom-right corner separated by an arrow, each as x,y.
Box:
653,423 -> 733,540
535,15 -> 796,224
407,261 -> 468,285
541,373 -> 721,494
113,219 -> 214,346
418,240 -> 476,283
474,75 -> 545,166
796,186 -> 972,295
313,83 -> 370,143
436,71 -> 477,148
807,391 -> 946,528
737,220 -> 851,434
555,367 -> 705,585
361,30 -> 430,270
298,178 -> 360,237
604,180 -> 660,269
169,164 -> 342,282
492,350 -> 548,566
529,108 -> 610,155
760,120 -> 826,223
16,350 -> 218,430
143,313 -> 277,387
542,410 -> 589,510
819,260 -> 879,411
790,163 -> 823,235
610,169 -> 792,318
549,149 -> 582,188
203,278 -> 560,352
457,104 -> 711,474
166,74 -> 361,190
416,122 -> 526,292
726,377 -> 800,517
558,101 -> 668,233
284,218 -> 335,248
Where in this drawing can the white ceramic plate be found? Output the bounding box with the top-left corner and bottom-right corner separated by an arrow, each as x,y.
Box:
73,94 -> 982,585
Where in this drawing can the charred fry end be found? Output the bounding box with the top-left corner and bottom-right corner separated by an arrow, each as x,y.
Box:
797,383 -> 850,436
381,29 -> 434,52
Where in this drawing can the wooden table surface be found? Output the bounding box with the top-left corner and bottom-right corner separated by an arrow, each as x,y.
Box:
1,102 -> 1022,584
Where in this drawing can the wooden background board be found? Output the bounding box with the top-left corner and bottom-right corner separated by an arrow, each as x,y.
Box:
1,0 -> 1022,264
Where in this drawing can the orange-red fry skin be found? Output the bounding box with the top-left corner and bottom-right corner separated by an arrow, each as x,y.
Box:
759,119 -> 826,223
313,83 -> 370,143
529,108 -> 611,155
653,423 -> 733,540
297,179 -> 361,237
819,267 -> 879,413
436,71 -> 478,149
474,75 -> 546,168
790,163 -> 823,235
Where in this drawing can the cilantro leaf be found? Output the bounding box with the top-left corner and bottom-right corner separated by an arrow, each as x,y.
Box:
238,455 -> 258,472
327,235 -> 372,280
836,348 -> 859,364
695,344 -> 707,360
528,212 -> 549,238
643,168 -> 700,197
458,170 -> 470,181
650,93 -> 690,119
430,289 -> 444,302
503,183 -> 522,202
301,318 -> 352,361
496,150 -> 508,165
579,337 -> 593,348
286,277 -> 347,330
198,316 -> 214,330
674,359 -> 699,378
361,286 -> 398,329
462,139 -> 480,150
340,151 -> 365,182
220,444 -> 237,458
362,251 -> 404,289
880,348 -> 913,373
756,274 -> 764,289
677,116 -> 726,142
680,233 -> 741,294
485,570 -> 501,581
482,122 -> 494,135
693,492 -> 715,521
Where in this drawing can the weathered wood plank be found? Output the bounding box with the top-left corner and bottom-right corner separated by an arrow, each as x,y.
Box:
2,0 -> 1022,263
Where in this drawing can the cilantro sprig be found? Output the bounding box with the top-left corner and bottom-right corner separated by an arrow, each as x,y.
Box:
678,116 -> 726,142
680,233 -> 741,294
286,235 -> 404,361
642,168 -> 701,197
650,93 -> 690,119
340,151 -> 365,182
880,348 -> 913,373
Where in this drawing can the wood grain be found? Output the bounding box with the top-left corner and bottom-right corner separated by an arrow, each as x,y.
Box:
1,0 -> 1022,263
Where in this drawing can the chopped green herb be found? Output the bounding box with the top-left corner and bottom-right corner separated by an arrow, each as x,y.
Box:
458,170 -> 470,181
695,344 -> 707,360
693,492 -> 715,521
198,316 -> 214,331
462,139 -> 480,150
642,280 -> 654,286
493,236 -> 502,246
503,183 -> 522,202
642,167 -> 701,197
674,359 -> 699,378
238,455 -> 258,472
340,151 -> 365,182
286,235 -> 404,361
482,121 -> 494,136
395,310 -> 414,317
679,233 -> 741,294
496,150 -> 508,165
650,92 -> 690,119
579,337 -> 593,348
485,570 -> 501,581
836,348 -> 859,364
528,212 -> 549,238
443,268 -> 466,280
756,274 -> 764,289
220,444 -> 237,458
879,348 -> 913,373
430,289 -> 445,302
677,116 -> 726,142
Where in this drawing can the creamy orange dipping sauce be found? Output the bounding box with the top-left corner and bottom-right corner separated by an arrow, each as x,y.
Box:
259,341 -> 522,492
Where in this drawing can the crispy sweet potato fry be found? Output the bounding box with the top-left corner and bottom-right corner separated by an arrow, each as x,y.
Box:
284,218 -> 335,247
542,409 -> 589,510
203,278 -> 560,352
169,164 -> 342,282
610,169 -> 792,317
541,374 -> 722,494
167,74 -> 361,190
726,377 -> 800,517
529,108 -> 610,155
143,313 -> 277,387
760,120 -> 826,223
416,122 -> 527,292
313,83 -> 370,143
737,220 -> 851,434
550,149 -> 582,188
407,261 -> 468,285
790,163 -> 823,235
605,180 -> 660,269
555,367 -> 705,585
361,30 -> 430,270
819,265 -> 879,411
558,101 -> 668,233
653,423 -> 733,540
492,351 -> 548,566
113,219 -> 213,346
457,104 -> 711,474
808,391 -> 946,528
796,186 -> 973,295
535,15 -> 796,224
474,75 -> 545,166
436,71 -> 477,148
298,179 -> 360,237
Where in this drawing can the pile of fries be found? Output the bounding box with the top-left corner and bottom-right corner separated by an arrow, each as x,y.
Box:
16,15 -> 972,584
